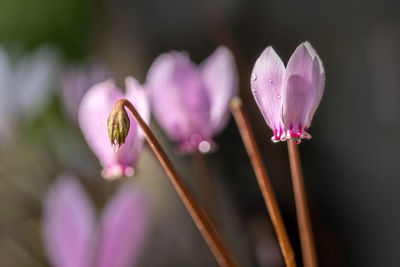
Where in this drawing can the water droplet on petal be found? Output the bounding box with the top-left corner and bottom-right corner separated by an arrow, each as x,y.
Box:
277,95 -> 281,99
251,87 -> 257,93
251,73 -> 257,81
268,79 -> 273,83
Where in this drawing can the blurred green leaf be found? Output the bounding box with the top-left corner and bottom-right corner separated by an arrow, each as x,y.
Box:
0,0 -> 92,58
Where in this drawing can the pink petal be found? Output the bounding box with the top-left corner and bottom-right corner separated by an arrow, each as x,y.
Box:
78,80 -> 139,179
282,43 -> 320,139
42,174 -> 96,267
125,76 -> 150,125
250,46 -> 285,141
303,41 -> 325,128
201,46 -> 239,135
96,185 -> 149,267
147,52 -> 211,148
304,41 -> 325,76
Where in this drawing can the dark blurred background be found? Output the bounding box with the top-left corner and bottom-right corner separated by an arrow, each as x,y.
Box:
0,0 -> 400,266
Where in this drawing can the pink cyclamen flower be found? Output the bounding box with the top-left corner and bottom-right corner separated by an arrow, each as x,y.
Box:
146,46 -> 238,154
42,174 -> 149,267
251,41 -> 325,144
79,78 -> 150,179
60,63 -> 108,123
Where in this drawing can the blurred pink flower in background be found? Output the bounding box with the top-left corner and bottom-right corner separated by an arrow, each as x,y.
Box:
60,62 -> 108,123
42,174 -> 150,267
251,41 -> 325,143
146,46 -> 238,154
78,78 -> 150,179
0,45 -> 60,143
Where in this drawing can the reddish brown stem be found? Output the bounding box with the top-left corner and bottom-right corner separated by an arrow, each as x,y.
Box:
115,98 -> 240,267
287,140 -> 318,267
230,97 -> 296,267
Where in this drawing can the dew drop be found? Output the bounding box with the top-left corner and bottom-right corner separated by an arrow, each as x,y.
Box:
251,87 -> 257,93
251,73 -> 257,81
268,79 -> 273,83
277,95 -> 281,99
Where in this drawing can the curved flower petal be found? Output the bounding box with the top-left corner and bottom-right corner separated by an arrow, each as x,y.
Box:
125,76 -> 150,126
147,52 -> 211,152
283,43 -> 320,139
146,52 -> 190,141
304,42 -> 325,77
201,46 -> 238,135
79,80 -> 138,179
304,41 -> 325,128
96,185 -> 149,267
42,174 -> 96,267
250,46 -> 285,141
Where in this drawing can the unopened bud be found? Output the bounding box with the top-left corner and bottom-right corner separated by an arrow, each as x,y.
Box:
107,103 -> 130,147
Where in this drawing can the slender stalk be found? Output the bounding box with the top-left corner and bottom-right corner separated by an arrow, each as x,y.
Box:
230,97 -> 296,267
193,152 -> 218,225
114,98 -> 240,267
287,140 -> 318,267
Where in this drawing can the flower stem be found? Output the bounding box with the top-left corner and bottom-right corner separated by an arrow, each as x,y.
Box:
193,152 -> 219,226
230,97 -> 296,267
287,140 -> 318,267
116,98 -> 240,267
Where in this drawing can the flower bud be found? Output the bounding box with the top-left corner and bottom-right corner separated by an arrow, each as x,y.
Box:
107,104 -> 130,147
79,79 -> 150,179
